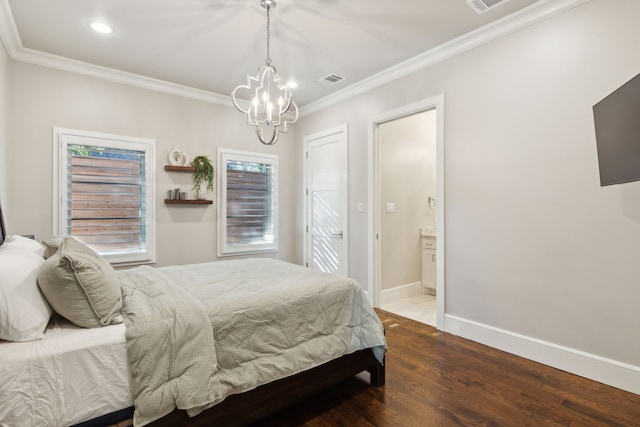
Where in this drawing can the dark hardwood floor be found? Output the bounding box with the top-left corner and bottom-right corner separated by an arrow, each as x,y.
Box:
112,309 -> 640,426
253,309 -> 640,426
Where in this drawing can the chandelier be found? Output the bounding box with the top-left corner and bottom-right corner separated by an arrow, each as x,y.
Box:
231,0 -> 298,145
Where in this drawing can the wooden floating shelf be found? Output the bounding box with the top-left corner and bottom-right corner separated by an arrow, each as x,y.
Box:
164,165 -> 212,205
164,165 -> 195,172
164,199 -> 212,205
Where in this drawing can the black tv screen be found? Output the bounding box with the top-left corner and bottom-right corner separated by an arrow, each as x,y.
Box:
593,72 -> 640,186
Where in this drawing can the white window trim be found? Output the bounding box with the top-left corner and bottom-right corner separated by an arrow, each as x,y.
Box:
52,127 -> 156,265
217,148 -> 278,257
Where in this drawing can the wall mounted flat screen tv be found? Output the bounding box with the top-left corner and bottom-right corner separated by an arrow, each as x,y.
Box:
593,72 -> 640,186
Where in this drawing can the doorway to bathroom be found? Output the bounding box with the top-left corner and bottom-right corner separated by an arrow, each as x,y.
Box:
369,96 -> 445,329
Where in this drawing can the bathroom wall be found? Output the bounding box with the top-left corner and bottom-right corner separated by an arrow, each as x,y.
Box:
380,110 -> 436,292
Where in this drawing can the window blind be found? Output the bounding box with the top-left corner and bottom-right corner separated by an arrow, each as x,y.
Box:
225,160 -> 274,246
66,144 -> 147,254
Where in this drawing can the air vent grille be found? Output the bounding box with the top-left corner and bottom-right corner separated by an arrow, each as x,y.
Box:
319,74 -> 345,85
466,0 -> 508,14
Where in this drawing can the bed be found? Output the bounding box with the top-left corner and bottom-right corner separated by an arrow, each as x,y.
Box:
0,200 -> 386,427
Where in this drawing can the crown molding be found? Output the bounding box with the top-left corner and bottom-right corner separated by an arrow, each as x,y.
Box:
0,0 -> 231,106
1,0 -> 590,112
14,46 -> 232,105
299,0 -> 591,117
0,0 -> 20,55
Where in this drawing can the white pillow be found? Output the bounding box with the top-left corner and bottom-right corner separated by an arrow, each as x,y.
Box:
0,236 -> 52,341
4,235 -> 45,256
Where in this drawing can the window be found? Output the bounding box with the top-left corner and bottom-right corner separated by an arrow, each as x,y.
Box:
53,128 -> 156,264
218,149 -> 277,256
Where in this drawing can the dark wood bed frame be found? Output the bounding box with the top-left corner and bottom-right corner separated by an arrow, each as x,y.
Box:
150,348 -> 384,427
0,202 -> 384,427
75,348 -> 384,427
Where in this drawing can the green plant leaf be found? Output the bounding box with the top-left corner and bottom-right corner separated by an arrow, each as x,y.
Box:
192,155 -> 215,193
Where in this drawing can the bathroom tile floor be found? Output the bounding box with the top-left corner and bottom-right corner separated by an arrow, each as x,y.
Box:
381,293 -> 437,326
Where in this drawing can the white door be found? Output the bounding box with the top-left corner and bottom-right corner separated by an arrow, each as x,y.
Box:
304,125 -> 348,276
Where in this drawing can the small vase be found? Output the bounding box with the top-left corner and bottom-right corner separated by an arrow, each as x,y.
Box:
195,186 -> 208,200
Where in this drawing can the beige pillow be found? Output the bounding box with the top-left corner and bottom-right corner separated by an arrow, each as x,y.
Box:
42,236 -> 64,259
37,237 -> 122,328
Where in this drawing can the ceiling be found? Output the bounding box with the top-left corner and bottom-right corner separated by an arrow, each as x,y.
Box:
2,0 -> 542,108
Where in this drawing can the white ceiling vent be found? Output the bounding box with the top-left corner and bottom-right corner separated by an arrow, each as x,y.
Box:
466,0 -> 509,14
319,74 -> 345,85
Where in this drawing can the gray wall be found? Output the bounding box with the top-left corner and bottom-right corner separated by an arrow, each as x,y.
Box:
295,0 -> 640,371
5,61 -> 299,265
380,111 -> 436,291
0,42 -> 9,206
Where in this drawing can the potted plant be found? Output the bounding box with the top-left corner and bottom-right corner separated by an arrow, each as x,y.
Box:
192,155 -> 215,199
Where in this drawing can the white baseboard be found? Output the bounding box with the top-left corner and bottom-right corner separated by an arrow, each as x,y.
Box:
444,314 -> 640,396
380,282 -> 423,306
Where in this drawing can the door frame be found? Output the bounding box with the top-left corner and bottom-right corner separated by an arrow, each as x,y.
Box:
368,95 -> 446,329
302,124 -> 349,273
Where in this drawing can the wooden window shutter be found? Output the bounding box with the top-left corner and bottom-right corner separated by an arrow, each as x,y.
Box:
66,144 -> 148,255
225,160 -> 274,247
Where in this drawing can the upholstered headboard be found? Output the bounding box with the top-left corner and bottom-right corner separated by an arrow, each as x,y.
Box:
0,197 -> 6,246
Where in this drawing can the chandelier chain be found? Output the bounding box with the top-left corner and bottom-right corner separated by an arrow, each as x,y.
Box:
266,5 -> 272,66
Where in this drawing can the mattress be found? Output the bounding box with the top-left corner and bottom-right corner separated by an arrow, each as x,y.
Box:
0,316 -> 131,427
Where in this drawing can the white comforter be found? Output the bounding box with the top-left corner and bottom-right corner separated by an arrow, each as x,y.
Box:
120,258 -> 387,427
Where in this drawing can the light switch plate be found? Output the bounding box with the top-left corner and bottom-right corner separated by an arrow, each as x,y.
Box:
386,202 -> 396,213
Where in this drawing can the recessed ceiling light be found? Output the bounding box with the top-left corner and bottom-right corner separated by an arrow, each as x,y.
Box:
286,81 -> 299,89
90,22 -> 113,34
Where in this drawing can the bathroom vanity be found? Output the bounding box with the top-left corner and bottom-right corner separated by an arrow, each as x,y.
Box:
420,228 -> 436,295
